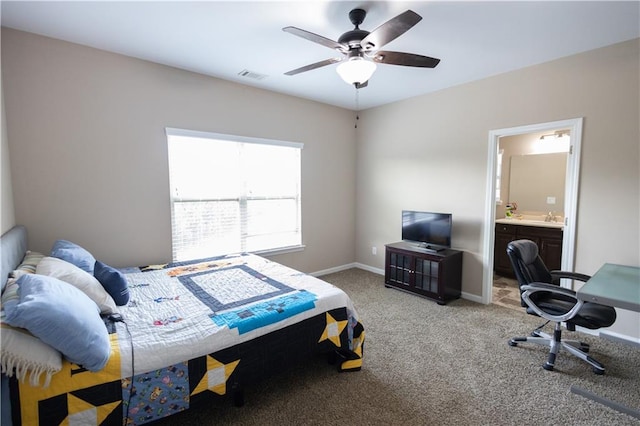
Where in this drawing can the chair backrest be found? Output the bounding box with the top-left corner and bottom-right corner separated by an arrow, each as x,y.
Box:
506,239 -> 554,287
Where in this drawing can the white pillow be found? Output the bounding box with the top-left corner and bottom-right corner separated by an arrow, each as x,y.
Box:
0,322 -> 63,387
36,256 -> 116,314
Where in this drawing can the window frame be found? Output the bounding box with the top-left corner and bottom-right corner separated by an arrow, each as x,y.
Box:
165,127 -> 304,261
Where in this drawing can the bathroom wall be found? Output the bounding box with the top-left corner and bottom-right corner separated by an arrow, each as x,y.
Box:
509,152 -> 567,216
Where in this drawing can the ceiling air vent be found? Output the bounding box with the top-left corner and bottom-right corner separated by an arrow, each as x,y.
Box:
237,69 -> 268,80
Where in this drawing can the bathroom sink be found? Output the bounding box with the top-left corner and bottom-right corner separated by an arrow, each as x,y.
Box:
495,218 -> 564,229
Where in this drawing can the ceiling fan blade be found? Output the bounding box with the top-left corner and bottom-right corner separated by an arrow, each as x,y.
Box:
283,26 -> 346,52
372,51 -> 440,68
360,10 -> 422,51
284,58 -> 343,76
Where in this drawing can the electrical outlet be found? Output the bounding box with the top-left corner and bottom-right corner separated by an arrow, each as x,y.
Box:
372,246 -> 377,256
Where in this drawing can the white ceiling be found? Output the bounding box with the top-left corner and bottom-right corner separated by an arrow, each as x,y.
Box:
2,1 -> 639,110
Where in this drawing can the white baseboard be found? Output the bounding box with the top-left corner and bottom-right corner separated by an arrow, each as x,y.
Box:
576,326 -> 640,346
311,262 -> 383,277
310,263 -> 357,277
599,330 -> 640,348
353,262 -> 384,275
460,292 -> 484,304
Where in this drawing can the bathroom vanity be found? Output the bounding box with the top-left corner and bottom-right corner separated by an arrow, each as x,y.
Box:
494,219 -> 563,278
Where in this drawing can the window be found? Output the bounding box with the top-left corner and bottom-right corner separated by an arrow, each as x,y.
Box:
166,128 -> 303,261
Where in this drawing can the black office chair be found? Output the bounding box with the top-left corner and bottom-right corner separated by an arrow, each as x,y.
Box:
506,239 -> 617,374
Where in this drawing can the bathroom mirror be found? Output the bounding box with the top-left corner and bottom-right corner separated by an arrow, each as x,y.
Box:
509,152 -> 567,214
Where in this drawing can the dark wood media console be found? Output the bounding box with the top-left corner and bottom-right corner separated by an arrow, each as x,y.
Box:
384,242 -> 463,305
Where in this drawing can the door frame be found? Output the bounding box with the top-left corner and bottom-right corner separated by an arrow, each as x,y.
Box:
481,117 -> 584,304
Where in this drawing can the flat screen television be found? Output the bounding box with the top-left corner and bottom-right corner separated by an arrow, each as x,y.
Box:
402,210 -> 452,251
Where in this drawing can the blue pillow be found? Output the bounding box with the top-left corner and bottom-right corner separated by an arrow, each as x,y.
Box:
94,261 -> 130,306
4,274 -> 111,372
51,240 -> 96,274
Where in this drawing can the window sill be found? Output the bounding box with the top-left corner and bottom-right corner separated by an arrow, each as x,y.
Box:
253,244 -> 306,257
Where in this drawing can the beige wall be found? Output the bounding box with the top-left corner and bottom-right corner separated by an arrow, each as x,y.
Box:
356,39 -> 639,338
1,28 -> 357,273
1,78 -> 16,234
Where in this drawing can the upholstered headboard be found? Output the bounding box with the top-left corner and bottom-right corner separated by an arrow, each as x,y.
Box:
1,225 -> 28,291
1,225 -> 26,426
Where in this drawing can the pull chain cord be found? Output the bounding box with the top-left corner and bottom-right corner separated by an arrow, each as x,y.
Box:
354,84 -> 360,128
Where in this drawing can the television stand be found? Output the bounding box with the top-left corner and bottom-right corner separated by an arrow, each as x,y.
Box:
384,242 -> 463,305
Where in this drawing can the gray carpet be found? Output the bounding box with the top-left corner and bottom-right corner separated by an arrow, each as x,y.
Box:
155,268 -> 640,425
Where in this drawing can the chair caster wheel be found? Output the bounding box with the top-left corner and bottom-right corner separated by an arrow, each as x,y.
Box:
508,340 -> 518,347
593,368 -> 605,375
543,363 -> 554,371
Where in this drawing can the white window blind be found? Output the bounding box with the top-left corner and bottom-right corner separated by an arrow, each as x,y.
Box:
166,128 -> 303,261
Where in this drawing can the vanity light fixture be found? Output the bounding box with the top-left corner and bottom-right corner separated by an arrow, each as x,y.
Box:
539,130 -> 569,141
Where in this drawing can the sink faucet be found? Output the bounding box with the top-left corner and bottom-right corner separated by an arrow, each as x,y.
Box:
545,211 -> 556,222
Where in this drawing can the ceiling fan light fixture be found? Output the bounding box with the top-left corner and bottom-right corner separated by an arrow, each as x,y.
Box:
336,57 -> 377,85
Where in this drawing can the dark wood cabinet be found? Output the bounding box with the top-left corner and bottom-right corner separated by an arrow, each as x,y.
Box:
494,223 -> 563,277
384,242 -> 463,305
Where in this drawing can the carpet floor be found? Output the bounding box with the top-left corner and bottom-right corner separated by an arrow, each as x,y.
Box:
154,268 -> 640,425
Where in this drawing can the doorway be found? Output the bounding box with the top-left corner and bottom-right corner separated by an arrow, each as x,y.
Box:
481,118 -> 584,305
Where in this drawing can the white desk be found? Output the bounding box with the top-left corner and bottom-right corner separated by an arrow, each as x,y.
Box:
571,263 -> 640,420
576,263 -> 640,312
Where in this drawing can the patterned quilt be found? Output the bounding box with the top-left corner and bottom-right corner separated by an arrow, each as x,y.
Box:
9,253 -> 364,425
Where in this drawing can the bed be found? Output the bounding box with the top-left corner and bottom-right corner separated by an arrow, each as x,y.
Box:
0,225 -> 364,425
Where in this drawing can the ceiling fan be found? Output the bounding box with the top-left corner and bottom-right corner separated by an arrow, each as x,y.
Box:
283,8 -> 440,89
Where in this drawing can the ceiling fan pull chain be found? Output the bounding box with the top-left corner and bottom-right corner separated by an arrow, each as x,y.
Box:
355,86 -> 360,128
